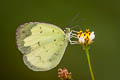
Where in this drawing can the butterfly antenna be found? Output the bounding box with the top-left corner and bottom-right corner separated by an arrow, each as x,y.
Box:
66,12 -> 80,28
71,25 -> 80,29
73,18 -> 86,26
66,12 -> 86,30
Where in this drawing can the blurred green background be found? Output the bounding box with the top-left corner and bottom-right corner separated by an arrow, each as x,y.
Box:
0,0 -> 120,80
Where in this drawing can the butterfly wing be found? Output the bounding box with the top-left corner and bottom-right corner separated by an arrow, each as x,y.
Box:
16,22 -> 68,71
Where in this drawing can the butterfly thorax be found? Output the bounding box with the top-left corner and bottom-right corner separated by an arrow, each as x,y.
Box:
64,28 -> 72,43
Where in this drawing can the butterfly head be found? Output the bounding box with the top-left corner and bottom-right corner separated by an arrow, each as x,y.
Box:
64,28 -> 72,42
64,28 -> 71,34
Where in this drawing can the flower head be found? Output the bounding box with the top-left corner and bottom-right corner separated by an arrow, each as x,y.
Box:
77,29 -> 95,45
58,68 -> 72,80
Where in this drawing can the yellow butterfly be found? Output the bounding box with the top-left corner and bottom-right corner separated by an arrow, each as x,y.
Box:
16,22 -> 77,71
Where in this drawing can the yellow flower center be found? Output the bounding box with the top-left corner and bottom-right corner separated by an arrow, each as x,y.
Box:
77,29 -> 92,44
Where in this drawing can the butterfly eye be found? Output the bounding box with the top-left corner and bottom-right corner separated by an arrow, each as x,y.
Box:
64,28 -> 71,33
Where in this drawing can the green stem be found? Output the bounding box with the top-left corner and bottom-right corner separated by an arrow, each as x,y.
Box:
85,48 -> 95,80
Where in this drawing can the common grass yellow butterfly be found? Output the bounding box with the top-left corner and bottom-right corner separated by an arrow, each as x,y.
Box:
16,22 -> 76,71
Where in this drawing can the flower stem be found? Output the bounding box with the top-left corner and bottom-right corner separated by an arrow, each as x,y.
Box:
85,48 -> 95,80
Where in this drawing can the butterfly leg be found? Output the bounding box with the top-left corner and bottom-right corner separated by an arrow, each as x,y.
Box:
69,35 -> 79,44
69,40 -> 79,44
68,30 -> 81,44
70,34 -> 78,38
71,30 -> 78,33
70,31 -> 78,38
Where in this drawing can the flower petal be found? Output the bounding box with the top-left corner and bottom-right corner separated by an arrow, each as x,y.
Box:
89,32 -> 95,41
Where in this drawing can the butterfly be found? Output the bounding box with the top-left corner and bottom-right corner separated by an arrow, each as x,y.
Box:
16,22 -> 78,71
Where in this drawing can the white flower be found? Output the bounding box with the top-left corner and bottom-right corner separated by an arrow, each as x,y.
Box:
78,36 -> 85,44
89,32 -> 95,42
77,29 -> 95,44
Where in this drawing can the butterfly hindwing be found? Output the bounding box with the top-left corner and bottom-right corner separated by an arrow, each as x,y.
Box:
16,22 -> 68,71
23,38 -> 68,71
